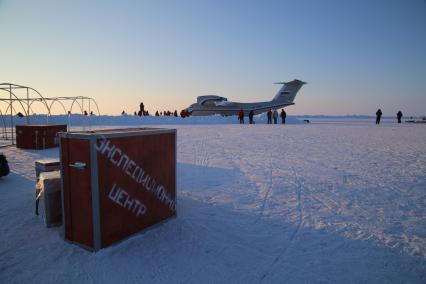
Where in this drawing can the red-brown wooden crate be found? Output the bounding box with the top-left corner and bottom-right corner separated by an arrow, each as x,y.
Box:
16,124 -> 67,149
60,128 -> 176,251
60,137 -> 94,249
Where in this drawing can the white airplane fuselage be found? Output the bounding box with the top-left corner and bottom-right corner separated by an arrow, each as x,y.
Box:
184,79 -> 306,117
188,101 -> 295,116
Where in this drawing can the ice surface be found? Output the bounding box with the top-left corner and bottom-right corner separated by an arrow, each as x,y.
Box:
4,113 -> 303,127
0,119 -> 425,283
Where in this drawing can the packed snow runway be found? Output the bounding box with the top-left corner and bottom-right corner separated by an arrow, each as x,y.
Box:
1,120 -> 426,283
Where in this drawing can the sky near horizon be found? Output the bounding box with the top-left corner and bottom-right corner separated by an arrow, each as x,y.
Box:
0,0 -> 425,116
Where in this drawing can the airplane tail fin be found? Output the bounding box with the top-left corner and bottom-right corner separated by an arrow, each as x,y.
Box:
272,79 -> 306,104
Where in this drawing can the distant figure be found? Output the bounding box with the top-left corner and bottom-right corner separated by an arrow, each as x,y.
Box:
267,109 -> 272,124
376,109 -> 382,124
140,102 -> 145,114
90,111 -> 94,116
138,110 -> 142,116
0,153 -> 10,178
249,110 -> 254,124
68,111 -> 71,115
397,110 -> 403,123
121,110 -> 126,115
155,111 -> 159,116
174,110 -> 178,117
180,110 -> 190,118
280,109 -> 286,124
134,111 -> 137,116
238,109 -> 245,124
84,110 -> 88,116
273,110 -> 278,124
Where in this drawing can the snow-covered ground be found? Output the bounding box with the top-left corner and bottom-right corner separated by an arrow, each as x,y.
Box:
1,118 -> 425,283
2,113 -> 304,127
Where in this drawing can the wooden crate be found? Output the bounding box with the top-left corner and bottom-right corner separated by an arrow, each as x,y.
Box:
60,128 -> 176,251
16,124 -> 67,149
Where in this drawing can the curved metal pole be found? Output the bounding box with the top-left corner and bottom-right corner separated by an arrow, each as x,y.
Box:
4,102 -> 19,116
0,89 -> 29,117
89,98 -> 101,115
69,98 -> 84,114
27,100 -> 42,115
26,100 -> 49,123
1,97 -> 36,116
1,88 -> 50,125
1,84 -> 101,121
0,110 -> 7,138
68,99 -> 84,129
48,99 -> 68,115
0,84 -> 51,118
19,85 -> 51,116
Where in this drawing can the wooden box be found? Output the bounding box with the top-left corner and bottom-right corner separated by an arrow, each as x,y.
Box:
35,159 -> 61,180
16,124 -> 67,149
38,171 -> 62,227
35,159 -> 61,216
59,128 -> 176,251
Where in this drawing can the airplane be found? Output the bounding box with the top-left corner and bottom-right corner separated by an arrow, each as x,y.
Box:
181,79 -> 306,117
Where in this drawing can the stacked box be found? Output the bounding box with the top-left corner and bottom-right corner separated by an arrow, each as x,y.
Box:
35,159 -> 61,179
38,171 -> 62,227
35,159 -> 61,215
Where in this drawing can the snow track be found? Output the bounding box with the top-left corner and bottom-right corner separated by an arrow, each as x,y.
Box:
260,166 -> 305,283
1,122 -> 426,283
256,153 -> 274,222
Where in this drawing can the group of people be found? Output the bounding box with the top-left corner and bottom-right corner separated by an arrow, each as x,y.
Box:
124,104 -> 405,125
124,102 -> 180,117
136,102 -> 149,116
154,110 -> 178,117
238,110 -> 256,124
375,109 -> 404,124
238,109 -> 287,124
123,102 -> 150,116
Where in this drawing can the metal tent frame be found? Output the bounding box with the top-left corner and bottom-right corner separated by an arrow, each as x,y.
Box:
0,83 -> 100,146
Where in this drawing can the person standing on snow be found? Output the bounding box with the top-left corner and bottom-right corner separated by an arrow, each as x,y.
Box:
397,110 -> 403,124
267,109 -> 272,124
249,110 -> 254,124
238,109 -> 245,124
376,109 -> 382,124
280,109 -> 287,124
273,109 -> 278,124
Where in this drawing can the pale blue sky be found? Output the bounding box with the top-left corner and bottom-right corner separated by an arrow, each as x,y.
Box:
1,0 -> 425,115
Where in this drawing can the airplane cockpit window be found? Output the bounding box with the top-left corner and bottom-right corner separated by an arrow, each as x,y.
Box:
203,100 -> 217,106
